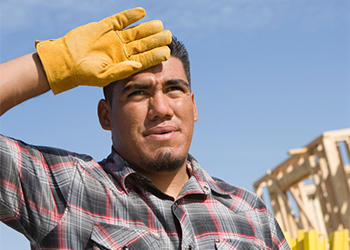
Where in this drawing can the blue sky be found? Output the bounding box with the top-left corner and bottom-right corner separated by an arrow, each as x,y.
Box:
1,0 -> 349,248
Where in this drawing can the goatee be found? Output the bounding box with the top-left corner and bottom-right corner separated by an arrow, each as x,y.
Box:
142,151 -> 187,173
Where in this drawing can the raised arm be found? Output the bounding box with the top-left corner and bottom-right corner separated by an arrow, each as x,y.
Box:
0,7 -> 171,116
0,53 -> 50,116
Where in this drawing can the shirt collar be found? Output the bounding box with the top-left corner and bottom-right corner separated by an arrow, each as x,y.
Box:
102,149 -> 140,194
102,149 -> 229,197
186,154 -> 230,197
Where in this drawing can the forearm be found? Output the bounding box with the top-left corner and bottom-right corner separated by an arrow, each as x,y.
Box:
0,53 -> 50,116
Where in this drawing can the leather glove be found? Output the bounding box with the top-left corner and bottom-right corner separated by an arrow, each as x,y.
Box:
35,7 -> 172,94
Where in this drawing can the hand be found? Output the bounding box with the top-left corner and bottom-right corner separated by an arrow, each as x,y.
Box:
35,7 -> 172,94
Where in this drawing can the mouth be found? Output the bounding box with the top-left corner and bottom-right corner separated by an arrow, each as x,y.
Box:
144,126 -> 179,141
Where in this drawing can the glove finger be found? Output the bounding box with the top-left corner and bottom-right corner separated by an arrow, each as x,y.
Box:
77,60 -> 142,87
101,61 -> 144,84
125,30 -> 172,56
129,46 -> 171,69
103,7 -> 146,30
96,46 -> 170,85
119,20 -> 164,43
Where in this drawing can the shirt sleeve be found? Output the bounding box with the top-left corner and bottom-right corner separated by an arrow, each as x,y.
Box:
0,134 -> 74,243
255,196 -> 291,250
269,210 -> 291,249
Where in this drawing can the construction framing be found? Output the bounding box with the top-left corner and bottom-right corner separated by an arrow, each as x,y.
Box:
254,128 -> 350,238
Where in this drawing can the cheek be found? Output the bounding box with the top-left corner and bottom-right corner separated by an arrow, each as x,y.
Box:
112,106 -> 146,136
175,100 -> 196,123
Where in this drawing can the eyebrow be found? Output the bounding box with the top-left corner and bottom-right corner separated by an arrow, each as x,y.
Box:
122,83 -> 151,94
164,79 -> 190,90
122,78 -> 190,94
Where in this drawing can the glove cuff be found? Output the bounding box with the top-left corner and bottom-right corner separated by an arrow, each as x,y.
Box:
36,40 -> 77,94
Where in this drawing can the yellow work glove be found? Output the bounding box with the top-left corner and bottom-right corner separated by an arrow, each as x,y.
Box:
35,7 -> 172,94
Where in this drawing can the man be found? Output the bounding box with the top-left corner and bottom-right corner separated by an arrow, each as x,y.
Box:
0,7 -> 290,250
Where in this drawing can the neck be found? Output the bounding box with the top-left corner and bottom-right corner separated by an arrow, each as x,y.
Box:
140,164 -> 190,199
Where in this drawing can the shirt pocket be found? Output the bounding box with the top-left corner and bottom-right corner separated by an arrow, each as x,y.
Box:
214,238 -> 265,250
91,222 -> 160,250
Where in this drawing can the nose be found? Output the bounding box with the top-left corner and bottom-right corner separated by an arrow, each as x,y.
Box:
148,92 -> 174,120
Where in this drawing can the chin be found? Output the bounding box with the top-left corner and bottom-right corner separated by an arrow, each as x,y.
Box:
140,150 -> 187,173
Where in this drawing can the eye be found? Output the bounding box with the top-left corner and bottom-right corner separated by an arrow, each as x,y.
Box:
167,86 -> 184,93
128,90 -> 147,97
126,90 -> 150,101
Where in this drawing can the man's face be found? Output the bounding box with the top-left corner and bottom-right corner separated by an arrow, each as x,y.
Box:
99,57 -> 198,175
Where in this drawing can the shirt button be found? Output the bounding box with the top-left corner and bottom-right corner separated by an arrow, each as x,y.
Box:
215,239 -> 220,243
122,247 -> 129,250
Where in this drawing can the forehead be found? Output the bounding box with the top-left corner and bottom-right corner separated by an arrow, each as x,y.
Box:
115,57 -> 188,91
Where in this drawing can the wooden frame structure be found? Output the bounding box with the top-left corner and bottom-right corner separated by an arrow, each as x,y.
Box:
254,128 -> 350,238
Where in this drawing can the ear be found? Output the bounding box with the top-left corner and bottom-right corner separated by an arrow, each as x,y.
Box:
191,93 -> 199,122
98,99 -> 111,130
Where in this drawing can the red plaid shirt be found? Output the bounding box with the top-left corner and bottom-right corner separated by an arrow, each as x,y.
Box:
0,135 -> 290,250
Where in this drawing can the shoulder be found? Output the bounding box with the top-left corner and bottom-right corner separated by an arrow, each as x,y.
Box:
210,176 -> 267,211
1,134 -> 94,164
188,154 -> 267,212
36,144 -> 95,167
0,134 -> 101,182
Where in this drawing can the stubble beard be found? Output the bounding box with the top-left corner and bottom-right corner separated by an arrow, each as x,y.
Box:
141,151 -> 187,173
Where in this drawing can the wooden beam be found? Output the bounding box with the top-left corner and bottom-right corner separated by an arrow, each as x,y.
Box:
322,128 -> 350,141
317,143 -> 342,233
267,172 -> 298,237
344,138 -> 350,159
269,192 -> 286,232
289,185 -> 317,230
288,147 -> 308,155
322,137 -> 350,230
308,152 -> 333,235
277,159 -> 311,191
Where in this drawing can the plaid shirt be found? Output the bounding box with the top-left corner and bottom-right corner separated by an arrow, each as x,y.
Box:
0,135 -> 290,250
